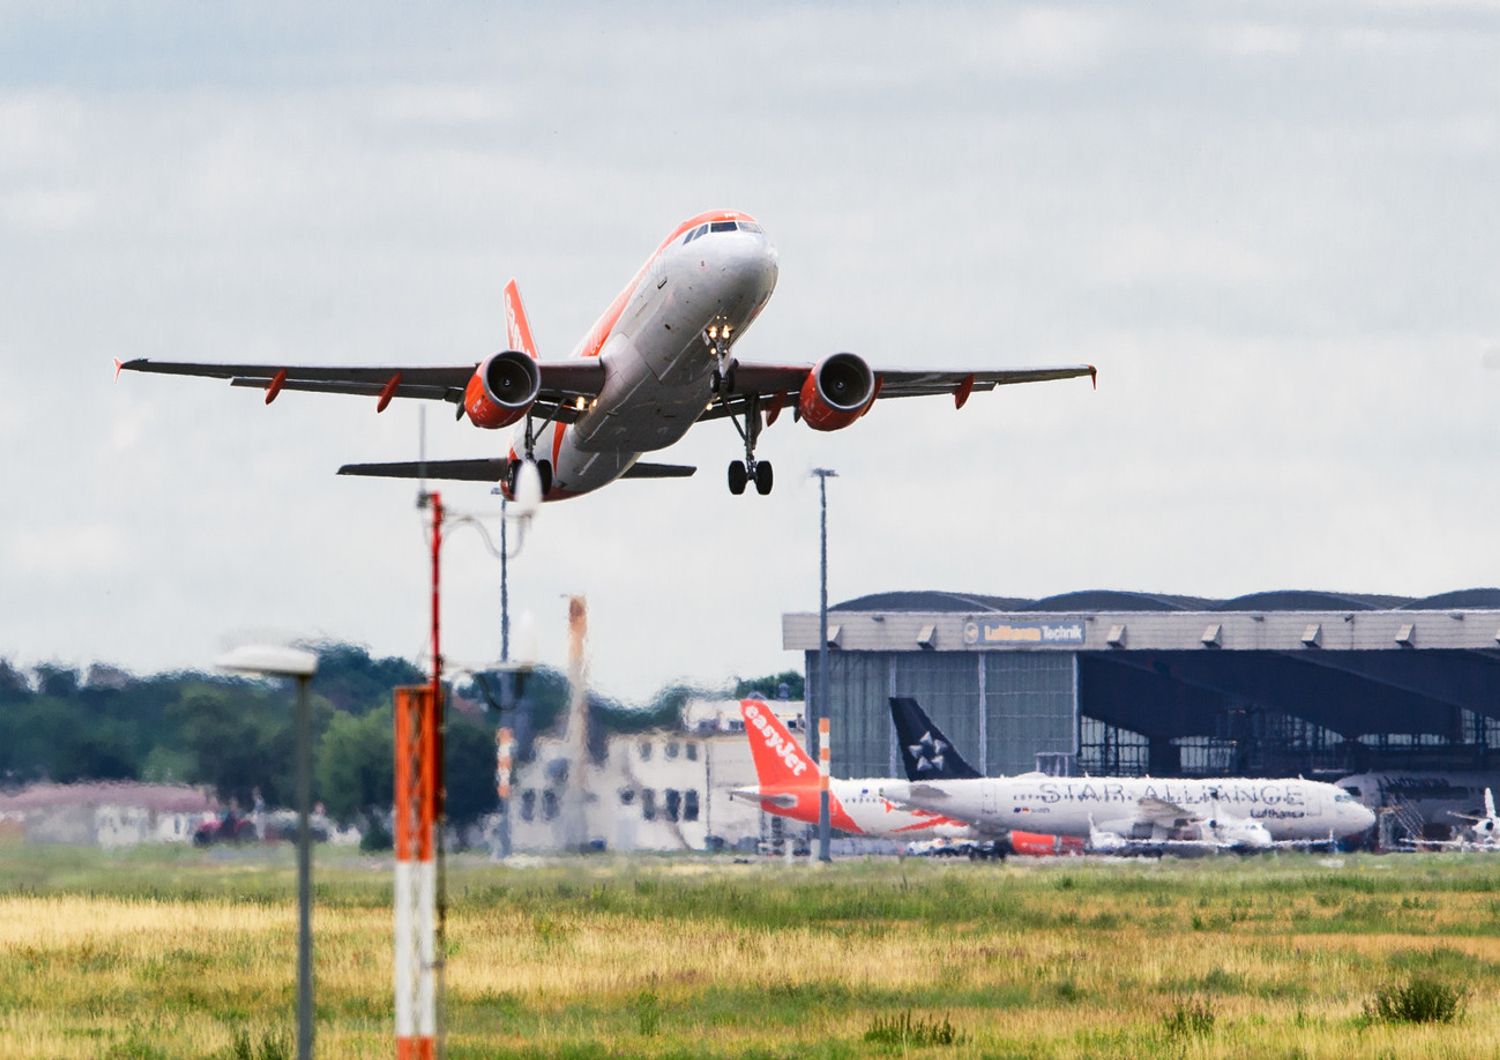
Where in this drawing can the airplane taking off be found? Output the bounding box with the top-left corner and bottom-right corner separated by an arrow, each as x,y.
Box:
116,209 -> 1095,500
730,699 -> 978,842
881,698 -> 1375,845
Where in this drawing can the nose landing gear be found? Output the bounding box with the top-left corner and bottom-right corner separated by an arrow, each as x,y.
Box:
708,323 -> 772,496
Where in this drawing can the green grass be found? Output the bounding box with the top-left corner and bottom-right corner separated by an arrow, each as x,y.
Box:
5,845 -> 1500,1056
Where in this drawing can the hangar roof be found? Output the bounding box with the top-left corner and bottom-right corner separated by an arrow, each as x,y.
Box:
832,589 -> 1500,613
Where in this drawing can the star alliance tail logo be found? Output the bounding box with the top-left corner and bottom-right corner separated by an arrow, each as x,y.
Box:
908,730 -> 949,773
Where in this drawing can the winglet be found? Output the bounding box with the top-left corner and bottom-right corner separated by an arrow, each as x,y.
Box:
503,278 -> 538,359
1089,365 -> 1098,390
113,358 -> 123,381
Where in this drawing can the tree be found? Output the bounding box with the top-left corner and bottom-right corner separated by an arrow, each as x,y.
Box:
444,713 -> 498,828
316,706 -> 393,823
734,670 -> 804,701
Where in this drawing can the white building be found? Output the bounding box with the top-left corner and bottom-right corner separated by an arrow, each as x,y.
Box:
507,698 -> 805,853
0,782 -> 219,847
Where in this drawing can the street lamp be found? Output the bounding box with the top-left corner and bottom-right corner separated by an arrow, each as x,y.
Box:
810,468 -> 837,864
217,644 -> 319,1060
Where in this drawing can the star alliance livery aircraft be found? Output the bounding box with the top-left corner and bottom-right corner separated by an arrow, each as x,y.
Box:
877,719 -> 1376,845
117,209 -> 1095,500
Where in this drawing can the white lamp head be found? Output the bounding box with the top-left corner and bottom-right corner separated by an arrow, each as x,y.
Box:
217,644 -> 319,678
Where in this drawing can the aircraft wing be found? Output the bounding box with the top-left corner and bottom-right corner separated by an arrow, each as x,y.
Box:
1134,796 -> 1199,828
116,357 -> 606,423
698,361 -> 1095,422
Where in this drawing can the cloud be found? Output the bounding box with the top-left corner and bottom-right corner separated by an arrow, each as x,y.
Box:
2,2 -> 1498,696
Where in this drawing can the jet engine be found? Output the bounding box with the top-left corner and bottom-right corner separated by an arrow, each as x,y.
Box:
464,350 -> 541,429
797,352 -> 875,431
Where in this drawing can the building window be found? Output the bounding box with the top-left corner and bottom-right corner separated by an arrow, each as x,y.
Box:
619,787 -> 636,805
665,741 -> 679,759
664,788 -> 681,822
641,788 -> 656,821
542,790 -> 558,821
684,789 -> 700,821
685,743 -> 698,761
638,741 -> 653,761
520,789 -> 536,822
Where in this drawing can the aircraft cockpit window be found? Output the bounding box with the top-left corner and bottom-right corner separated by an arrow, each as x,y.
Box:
682,224 -> 708,245
709,220 -> 737,232
737,221 -> 763,233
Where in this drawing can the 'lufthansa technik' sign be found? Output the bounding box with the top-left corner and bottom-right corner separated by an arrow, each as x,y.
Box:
963,618 -> 1085,648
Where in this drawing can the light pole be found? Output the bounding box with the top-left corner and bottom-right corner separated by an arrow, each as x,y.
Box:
810,468 -> 837,863
217,644 -> 319,1060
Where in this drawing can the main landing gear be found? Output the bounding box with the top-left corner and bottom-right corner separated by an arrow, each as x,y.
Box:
508,412 -> 553,496
709,323 -> 772,496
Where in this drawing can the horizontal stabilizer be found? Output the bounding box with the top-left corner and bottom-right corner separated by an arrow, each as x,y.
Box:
336,458 -> 698,482
337,459 -> 506,482
621,462 -> 696,479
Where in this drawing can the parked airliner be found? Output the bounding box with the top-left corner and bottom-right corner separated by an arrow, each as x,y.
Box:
117,209 -> 1095,499
878,772 -> 1375,845
730,699 -> 978,842
883,695 -> 1374,844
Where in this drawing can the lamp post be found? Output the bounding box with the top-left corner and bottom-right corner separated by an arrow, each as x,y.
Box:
217,644 -> 319,1060
810,468 -> 837,863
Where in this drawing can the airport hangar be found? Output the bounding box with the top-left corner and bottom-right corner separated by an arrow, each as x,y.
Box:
782,589 -> 1500,782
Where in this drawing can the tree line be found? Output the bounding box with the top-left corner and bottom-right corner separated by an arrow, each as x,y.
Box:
0,645 -> 803,830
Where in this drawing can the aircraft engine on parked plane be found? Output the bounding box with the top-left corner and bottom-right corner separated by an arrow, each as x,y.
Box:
463,350 -> 541,429
798,352 -> 875,431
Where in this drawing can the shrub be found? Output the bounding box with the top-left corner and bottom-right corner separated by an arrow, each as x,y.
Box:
863,1010 -> 968,1047
1364,977 -> 1467,1025
631,989 -> 662,1037
1162,996 -> 1216,1038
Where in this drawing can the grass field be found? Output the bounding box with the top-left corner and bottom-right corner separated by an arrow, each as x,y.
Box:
3,845 -> 1500,1058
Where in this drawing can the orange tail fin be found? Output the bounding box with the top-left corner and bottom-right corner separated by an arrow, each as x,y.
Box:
503,278 -> 538,358
740,699 -> 817,788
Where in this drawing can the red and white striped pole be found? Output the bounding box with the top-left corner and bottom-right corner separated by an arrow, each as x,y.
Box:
394,685 -> 438,1059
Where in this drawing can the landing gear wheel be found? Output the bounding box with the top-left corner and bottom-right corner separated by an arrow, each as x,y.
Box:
727,460 -> 748,495
508,458 -> 553,498
754,460 -> 773,496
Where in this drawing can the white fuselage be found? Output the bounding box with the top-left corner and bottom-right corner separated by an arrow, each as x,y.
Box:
879,774 -> 1376,842
829,778 -> 980,841
512,216 -> 779,498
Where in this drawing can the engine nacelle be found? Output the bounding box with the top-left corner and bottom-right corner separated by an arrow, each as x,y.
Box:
797,352 -> 875,432
464,350 -> 541,429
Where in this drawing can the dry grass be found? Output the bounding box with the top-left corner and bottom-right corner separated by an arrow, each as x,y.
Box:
3,845 -> 1500,1057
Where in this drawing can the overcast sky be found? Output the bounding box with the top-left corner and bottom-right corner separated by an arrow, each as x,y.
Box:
2,2 -> 1497,700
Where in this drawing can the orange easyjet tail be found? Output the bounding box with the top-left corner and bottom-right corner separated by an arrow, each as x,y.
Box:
503,278 -> 538,358
740,699 -> 818,788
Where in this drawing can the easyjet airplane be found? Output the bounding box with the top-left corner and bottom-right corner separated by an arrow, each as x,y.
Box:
731,699 -> 978,842
117,209 -> 1095,499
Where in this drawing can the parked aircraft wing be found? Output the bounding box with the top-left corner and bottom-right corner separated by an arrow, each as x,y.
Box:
1135,796 -> 1198,827
117,357 -> 606,419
